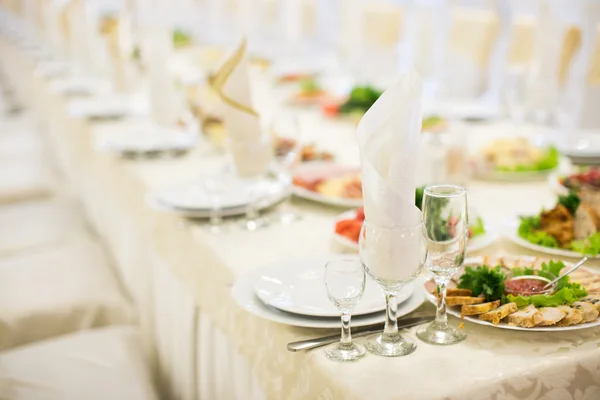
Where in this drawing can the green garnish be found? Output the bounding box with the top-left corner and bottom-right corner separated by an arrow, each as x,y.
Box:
517,215 -> 560,248
558,191 -> 581,215
299,78 -> 321,94
495,146 -> 560,172
422,115 -> 444,131
173,29 -> 193,49
339,86 -> 383,115
570,232 -> 600,256
470,216 -> 486,238
458,265 -> 506,302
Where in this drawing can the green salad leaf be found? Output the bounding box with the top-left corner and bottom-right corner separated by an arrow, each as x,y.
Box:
339,86 -> 382,115
511,266 -> 535,277
507,286 -> 588,307
496,146 -> 560,172
518,216 -> 559,248
470,216 -> 486,237
570,232 -> 600,256
300,78 -> 321,93
173,29 -> 193,48
458,265 -> 506,302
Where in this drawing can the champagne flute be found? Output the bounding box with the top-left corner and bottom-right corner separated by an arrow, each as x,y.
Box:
324,259 -> 366,362
416,184 -> 468,345
358,220 -> 426,357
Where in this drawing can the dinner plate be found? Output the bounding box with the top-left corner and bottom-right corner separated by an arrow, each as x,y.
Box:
332,210 -> 499,254
292,162 -> 362,208
68,95 -> 148,120
423,256 -> 600,332
148,177 -> 288,218
94,124 -> 198,155
504,217 -> 600,259
559,131 -> 600,164
50,77 -> 112,96
233,271 -> 425,328
253,255 -> 411,317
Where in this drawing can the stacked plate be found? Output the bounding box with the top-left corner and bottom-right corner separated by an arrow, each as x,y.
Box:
231,255 -> 425,328
148,176 -> 288,218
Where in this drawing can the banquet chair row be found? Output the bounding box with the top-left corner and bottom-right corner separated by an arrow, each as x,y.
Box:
0,114 -> 159,399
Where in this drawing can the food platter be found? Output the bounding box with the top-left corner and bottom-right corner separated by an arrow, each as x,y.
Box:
504,217 -> 600,260
423,256 -> 600,331
292,162 -> 362,208
333,208 -> 498,254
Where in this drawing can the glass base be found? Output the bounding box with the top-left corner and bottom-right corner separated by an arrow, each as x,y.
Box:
416,321 -> 466,346
324,342 -> 366,362
276,211 -> 303,225
238,217 -> 269,231
365,332 -> 416,357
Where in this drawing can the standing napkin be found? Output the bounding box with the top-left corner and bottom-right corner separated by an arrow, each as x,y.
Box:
210,39 -> 272,178
356,70 -> 423,229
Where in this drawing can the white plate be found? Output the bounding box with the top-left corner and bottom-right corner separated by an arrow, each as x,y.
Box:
253,255 -> 410,317
68,95 -> 148,120
148,178 -> 288,218
233,272 -> 425,329
292,162 -> 362,208
50,77 -> 112,96
332,210 -> 498,254
423,256 -> 600,331
559,131 -> 600,163
504,217 -> 600,259
94,125 -> 198,154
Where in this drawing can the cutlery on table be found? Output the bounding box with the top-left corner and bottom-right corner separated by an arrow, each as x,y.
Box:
287,316 -> 434,352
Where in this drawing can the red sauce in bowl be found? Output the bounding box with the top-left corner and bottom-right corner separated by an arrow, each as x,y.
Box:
505,277 -> 551,296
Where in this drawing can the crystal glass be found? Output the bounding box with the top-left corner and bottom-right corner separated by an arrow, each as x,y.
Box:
202,176 -> 224,234
269,112 -> 302,225
503,66 -> 529,129
358,221 -> 426,357
323,259 -> 366,362
227,136 -> 274,231
417,184 -> 468,345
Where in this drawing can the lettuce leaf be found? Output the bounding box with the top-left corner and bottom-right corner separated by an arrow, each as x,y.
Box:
470,216 -> 486,237
507,286 -> 588,308
458,265 -> 506,302
518,216 -> 559,248
496,146 -> 559,172
570,232 -> 600,256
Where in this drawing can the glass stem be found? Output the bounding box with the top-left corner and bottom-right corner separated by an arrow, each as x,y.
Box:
340,312 -> 352,347
434,277 -> 449,328
383,293 -> 399,336
245,183 -> 259,222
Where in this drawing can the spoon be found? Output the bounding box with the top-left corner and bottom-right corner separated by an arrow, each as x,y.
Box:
542,257 -> 588,290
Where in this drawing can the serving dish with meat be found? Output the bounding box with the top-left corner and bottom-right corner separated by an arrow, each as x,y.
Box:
424,256 -> 600,331
507,191 -> 600,258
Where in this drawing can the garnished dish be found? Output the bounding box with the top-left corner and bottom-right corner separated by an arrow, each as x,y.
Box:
551,167 -> 600,195
334,187 -> 492,252
274,138 -> 334,163
292,163 -> 362,208
288,78 -> 331,106
473,138 -> 560,180
515,191 -> 600,257
424,256 -> 600,331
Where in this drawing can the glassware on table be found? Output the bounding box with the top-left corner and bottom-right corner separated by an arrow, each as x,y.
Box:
202,176 -> 224,234
227,136 -> 274,232
269,112 -> 302,225
323,259 -> 367,362
358,221 -> 426,357
416,184 -> 469,345
503,66 -> 529,129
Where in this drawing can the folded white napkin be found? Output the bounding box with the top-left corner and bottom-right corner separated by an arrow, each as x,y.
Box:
356,70 -> 423,229
211,39 -> 272,178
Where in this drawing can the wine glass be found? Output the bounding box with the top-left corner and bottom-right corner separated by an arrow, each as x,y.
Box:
503,66 -> 529,130
323,259 -> 366,362
269,112 -> 303,224
358,220 -> 427,357
202,176 -> 224,234
227,135 -> 274,231
416,184 -> 468,345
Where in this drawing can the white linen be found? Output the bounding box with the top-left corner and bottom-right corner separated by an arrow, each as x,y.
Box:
0,327 -> 158,400
0,237 -> 134,351
0,157 -> 54,205
0,198 -> 87,256
356,70 -> 423,228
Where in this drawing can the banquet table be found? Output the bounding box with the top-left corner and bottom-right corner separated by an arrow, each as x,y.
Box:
2,34 -> 600,400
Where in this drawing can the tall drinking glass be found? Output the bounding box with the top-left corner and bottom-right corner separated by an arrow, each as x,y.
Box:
358,221 -> 427,357
417,184 -> 468,345
324,259 -> 366,362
